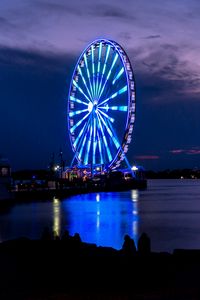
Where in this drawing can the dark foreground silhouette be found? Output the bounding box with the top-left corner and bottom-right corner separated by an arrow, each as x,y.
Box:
0,231 -> 200,299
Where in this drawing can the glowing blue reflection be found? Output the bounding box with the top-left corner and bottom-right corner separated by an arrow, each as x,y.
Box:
63,191 -> 139,250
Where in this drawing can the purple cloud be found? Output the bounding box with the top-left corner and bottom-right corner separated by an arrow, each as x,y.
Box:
170,148 -> 200,155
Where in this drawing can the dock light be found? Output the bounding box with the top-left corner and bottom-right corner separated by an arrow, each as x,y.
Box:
131,166 -> 138,171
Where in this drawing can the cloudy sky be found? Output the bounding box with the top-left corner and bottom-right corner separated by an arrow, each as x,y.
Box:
0,0 -> 200,171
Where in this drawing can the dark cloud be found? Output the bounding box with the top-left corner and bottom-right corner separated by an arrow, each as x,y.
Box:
130,43 -> 200,102
34,1 -> 132,21
0,16 -> 15,30
35,0 -> 83,16
0,47 -> 75,170
91,4 -> 133,20
127,44 -> 200,169
144,35 -> 161,39
118,32 -> 132,42
0,46 -> 73,72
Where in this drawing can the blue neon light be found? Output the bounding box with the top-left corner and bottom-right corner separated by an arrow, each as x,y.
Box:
69,108 -> 88,117
96,43 -> 102,96
70,112 -> 90,133
84,124 -> 93,165
98,105 -> 128,112
69,38 -> 133,168
78,122 -> 91,160
73,123 -> 87,148
84,53 -> 94,98
112,67 -> 124,85
98,53 -> 119,99
97,130 -> 103,164
70,96 -> 88,106
78,65 -> 93,100
97,45 -> 110,96
91,45 -> 96,97
97,109 -> 115,123
97,43 -> 102,73
99,85 -> 128,106
73,80 -> 91,102
97,111 -> 120,149
96,113 -> 112,161
93,117 -> 97,165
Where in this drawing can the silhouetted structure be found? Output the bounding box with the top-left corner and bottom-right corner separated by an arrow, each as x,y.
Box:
138,232 -> 151,254
61,229 -> 70,241
122,234 -> 136,254
73,232 -> 82,247
41,226 -> 52,240
1,232 -> 200,299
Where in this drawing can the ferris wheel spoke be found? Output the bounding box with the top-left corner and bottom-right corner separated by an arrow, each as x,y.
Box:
98,105 -> 128,112
78,65 -> 93,100
107,117 -> 123,150
98,85 -> 127,106
96,113 -> 112,161
98,52 -> 119,100
72,115 -> 92,163
70,96 -> 88,106
91,45 -> 96,98
84,53 -> 94,98
77,116 -> 92,161
97,109 -> 114,123
73,80 -> 91,102
97,45 -> 111,97
95,42 -> 102,98
112,67 -> 125,85
78,130 -> 89,161
96,130 -> 104,164
70,111 -> 90,133
73,120 -> 88,149
92,117 -> 97,165
69,108 -> 88,117
84,123 -> 93,165
97,111 -> 120,149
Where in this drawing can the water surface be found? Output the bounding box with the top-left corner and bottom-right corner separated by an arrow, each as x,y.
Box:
1,179 -> 200,253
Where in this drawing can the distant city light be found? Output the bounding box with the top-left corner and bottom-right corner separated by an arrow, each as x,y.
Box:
131,166 -> 138,171
54,165 -> 60,171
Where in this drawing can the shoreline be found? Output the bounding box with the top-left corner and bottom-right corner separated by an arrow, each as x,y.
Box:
0,178 -> 147,209
1,236 -> 200,299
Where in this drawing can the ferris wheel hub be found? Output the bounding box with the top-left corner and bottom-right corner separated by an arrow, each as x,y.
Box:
88,101 -> 93,113
93,100 -> 98,111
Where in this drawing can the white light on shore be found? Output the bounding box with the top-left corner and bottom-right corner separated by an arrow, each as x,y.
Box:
131,166 -> 138,171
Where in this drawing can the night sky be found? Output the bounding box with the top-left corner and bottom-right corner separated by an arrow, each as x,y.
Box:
0,0 -> 200,171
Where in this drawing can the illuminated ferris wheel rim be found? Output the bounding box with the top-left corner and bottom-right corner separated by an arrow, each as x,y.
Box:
67,38 -> 136,169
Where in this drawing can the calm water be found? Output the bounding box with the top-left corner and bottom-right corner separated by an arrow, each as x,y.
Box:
1,179 -> 200,253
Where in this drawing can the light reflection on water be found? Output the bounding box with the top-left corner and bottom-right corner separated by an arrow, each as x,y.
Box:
53,197 -> 60,237
1,179 -> 200,253
63,191 -> 139,249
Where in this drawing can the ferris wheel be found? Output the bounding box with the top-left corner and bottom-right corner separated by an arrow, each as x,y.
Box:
68,39 -> 136,170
